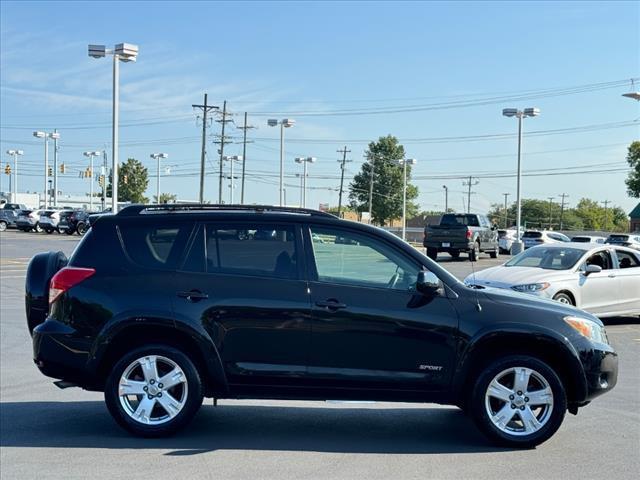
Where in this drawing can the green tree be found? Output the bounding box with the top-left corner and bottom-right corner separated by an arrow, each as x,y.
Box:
625,141 -> 640,197
348,135 -> 419,225
153,193 -> 178,204
106,158 -> 149,204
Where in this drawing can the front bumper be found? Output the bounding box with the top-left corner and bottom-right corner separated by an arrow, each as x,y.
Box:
579,343 -> 618,401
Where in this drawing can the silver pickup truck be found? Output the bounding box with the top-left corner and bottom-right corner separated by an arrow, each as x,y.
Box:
423,213 -> 499,261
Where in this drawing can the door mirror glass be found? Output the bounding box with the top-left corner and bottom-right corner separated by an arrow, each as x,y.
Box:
584,264 -> 602,275
416,270 -> 441,295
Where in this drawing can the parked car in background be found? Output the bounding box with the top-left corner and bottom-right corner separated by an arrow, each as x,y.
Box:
26,204 -> 618,447
423,213 -> 499,261
0,202 -> 27,211
571,235 -> 606,244
605,234 -> 640,251
498,228 -> 522,254
15,209 -> 45,232
0,209 -> 19,231
522,230 -> 570,249
58,209 -> 91,235
465,243 -> 640,317
38,210 -> 64,234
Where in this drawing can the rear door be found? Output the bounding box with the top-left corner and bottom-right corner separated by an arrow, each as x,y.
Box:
171,221 -> 312,387
305,224 -> 459,393
612,249 -> 640,314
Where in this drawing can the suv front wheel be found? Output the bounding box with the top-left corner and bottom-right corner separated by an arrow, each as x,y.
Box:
470,355 -> 566,448
105,345 -> 204,437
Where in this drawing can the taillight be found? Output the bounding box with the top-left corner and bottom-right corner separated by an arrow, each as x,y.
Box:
29,212 -> 36,218
465,229 -> 472,239
49,267 -> 95,304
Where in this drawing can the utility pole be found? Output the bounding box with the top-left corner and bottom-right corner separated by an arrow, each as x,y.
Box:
558,193 -> 569,230
336,146 -> 351,217
602,199 -> 610,231
547,197 -> 555,229
52,129 -> 59,207
237,112 -> 255,204
502,193 -> 510,228
367,153 -> 375,223
215,101 -> 233,204
102,151 -> 107,211
442,185 -> 449,213
462,176 -> 479,213
192,93 -> 219,203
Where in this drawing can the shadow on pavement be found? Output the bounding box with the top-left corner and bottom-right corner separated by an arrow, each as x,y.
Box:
0,401 -> 513,456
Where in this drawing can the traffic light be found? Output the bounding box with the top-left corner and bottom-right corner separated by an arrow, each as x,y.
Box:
98,175 -> 105,188
123,174 -> 129,185
84,167 -> 92,178
47,166 -> 53,177
60,163 -> 66,174
4,164 -> 10,175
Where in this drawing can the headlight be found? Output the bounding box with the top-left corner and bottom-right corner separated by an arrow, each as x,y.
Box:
564,315 -> 609,344
511,282 -> 550,293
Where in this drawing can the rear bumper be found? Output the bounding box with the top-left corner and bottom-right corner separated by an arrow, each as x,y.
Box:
16,220 -> 36,229
423,241 -> 474,251
32,319 -> 95,387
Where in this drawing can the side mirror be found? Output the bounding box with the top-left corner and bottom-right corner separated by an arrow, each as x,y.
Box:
584,264 -> 602,275
416,270 -> 441,295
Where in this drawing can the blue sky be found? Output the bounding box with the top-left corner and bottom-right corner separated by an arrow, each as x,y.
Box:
1,0 -> 638,213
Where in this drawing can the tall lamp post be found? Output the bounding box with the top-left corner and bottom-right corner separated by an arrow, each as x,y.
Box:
442,185 -> 448,213
267,118 -> 295,206
294,157 -> 316,208
222,155 -> 242,204
397,158 -> 417,241
83,151 -> 101,211
6,149 -> 23,203
150,153 -> 168,204
89,43 -> 139,213
33,131 -> 59,208
502,107 -> 540,255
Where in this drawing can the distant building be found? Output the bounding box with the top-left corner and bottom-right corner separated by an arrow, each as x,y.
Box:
630,202 -> 640,232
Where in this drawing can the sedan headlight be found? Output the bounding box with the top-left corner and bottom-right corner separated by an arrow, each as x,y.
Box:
564,315 -> 609,344
511,282 -> 550,293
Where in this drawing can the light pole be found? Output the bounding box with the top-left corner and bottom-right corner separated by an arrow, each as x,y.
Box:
502,107 -> 540,254
267,118 -> 295,206
294,157 -> 316,208
89,43 -> 139,212
6,149 -> 23,203
33,131 -> 59,208
150,153 -> 168,204
222,155 -> 242,204
84,151 -> 101,211
442,185 -> 448,213
397,158 -> 417,241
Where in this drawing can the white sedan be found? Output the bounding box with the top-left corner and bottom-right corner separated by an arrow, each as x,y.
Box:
465,243 -> 640,318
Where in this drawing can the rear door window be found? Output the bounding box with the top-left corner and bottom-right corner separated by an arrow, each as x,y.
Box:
615,250 -> 640,269
119,222 -> 192,270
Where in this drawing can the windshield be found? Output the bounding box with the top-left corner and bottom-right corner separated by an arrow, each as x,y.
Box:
440,214 -> 479,227
505,247 -> 584,270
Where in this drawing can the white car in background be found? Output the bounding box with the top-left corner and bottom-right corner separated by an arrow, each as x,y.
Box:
498,228 -> 522,254
571,235 -> 606,244
464,243 -> 640,318
522,230 -> 570,249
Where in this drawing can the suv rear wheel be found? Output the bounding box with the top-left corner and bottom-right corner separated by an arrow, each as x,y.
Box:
470,355 -> 566,448
105,345 -> 204,437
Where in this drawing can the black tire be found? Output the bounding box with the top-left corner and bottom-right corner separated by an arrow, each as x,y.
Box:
489,246 -> 499,259
65,228 -> 75,235
45,228 -> 53,234
470,355 -> 567,448
105,344 -> 204,437
449,250 -> 460,259
0,221 -> 7,232
34,223 -> 43,233
469,242 -> 480,262
552,292 -> 574,306
426,247 -> 438,261
77,222 -> 88,236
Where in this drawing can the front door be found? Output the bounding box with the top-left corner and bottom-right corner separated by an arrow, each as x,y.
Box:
304,225 -> 459,393
172,222 -> 311,388
577,249 -> 621,314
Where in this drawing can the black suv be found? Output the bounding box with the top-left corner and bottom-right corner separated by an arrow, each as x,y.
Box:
26,204 -> 618,447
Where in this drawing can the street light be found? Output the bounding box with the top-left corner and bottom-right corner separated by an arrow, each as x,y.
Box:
397,158 -> 417,241
33,131 -> 59,208
267,118 -> 295,206
6,149 -> 23,203
222,155 -> 242,204
150,153 -> 168,204
502,107 -> 540,254
84,151 -> 102,211
622,79 -> 640,100
89,43 -> 139,212
442,185 -> 448,213
294,156 -> 316,208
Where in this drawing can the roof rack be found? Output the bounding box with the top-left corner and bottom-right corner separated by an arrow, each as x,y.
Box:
117,203 -> 336,218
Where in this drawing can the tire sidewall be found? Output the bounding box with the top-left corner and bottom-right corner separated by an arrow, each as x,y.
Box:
469,243 -> 479,262
553,292 -> 574,306
0,221 -> 6,232
470,355 -> 567,448
104,344 -> 204,437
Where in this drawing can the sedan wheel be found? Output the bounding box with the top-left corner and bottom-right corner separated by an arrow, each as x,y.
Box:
0,221 -> 6,232
553,292 -> 574,306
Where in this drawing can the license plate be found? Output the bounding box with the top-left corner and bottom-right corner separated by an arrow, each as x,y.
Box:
442,242 -> 450,247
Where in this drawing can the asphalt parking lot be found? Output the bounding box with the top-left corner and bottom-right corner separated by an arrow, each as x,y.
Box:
1,230 -> 638,479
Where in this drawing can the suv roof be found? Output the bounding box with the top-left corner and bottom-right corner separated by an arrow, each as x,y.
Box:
117,203 -> 336,218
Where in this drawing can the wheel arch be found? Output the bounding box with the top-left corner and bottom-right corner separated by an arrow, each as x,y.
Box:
553,289 -> 577,307
453,330 -> 587,406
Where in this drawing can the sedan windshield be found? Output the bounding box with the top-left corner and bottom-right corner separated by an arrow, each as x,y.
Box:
505,247 -> 584,270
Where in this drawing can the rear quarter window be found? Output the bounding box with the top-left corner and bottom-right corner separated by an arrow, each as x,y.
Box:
118,222 -> 192,270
